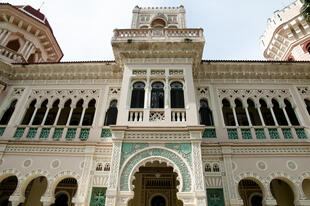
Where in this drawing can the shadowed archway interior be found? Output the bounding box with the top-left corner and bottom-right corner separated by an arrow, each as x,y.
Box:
128,161 -> 183,206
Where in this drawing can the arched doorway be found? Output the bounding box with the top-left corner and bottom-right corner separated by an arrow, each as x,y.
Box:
302,179 -> 310,199
238,179 -> 263,206
52,178 -> 78,206
0,176 -> 18,206
23,176 -> 47,206
151,195 -> 166,206
128,161 -> 183,206
270,179 -> 295,206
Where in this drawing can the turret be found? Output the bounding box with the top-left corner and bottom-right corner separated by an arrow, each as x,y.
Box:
261,0 -> 310,61
0,3 -> 63,64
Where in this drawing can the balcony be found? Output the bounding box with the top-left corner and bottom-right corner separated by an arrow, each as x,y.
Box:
0,125 -> 114,142
0,45 -> 26,63
127,108 -> 187,125
112,28 -> 204,42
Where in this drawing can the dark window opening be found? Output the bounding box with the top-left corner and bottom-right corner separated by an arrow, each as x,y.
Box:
69,99 -> 83,126
82,99 -> 96,126
44,99 -> 60,125
284,99 -> 299,126
307,43 -> 310,54
247,99 -> 262,126
170,82 -> 184,108
32,100 -> 48,125
21,100 -> 37,125
130,82 -> 145,108
6,39 -> 20,52
222,99 -> 235,126
259,99 -> 275,126
305,99 -> 310,115
151,82 -> 164,108
104,100 -> 118,126
272,99 -> 288,126
0,100 -> 17,125
57,100 -> 72,125
199,99 -> 214,126
27,53 -> 35,63
235,99 -> 249,126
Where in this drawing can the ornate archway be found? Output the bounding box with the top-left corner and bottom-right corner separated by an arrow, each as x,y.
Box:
119,147 -> 193,193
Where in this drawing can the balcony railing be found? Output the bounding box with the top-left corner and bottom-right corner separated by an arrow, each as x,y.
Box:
0,45 -> 26,63
223,126 -> 308,141
112,28 -> 204,41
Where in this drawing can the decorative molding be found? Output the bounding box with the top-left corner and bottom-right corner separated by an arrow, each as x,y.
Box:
93,175 -> 109,186
205,176 -> 222,188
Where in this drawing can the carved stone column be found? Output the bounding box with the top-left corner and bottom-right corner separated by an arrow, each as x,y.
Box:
221,146 -> 242,205
105,137 -> 123,206
191,138 -> 207,206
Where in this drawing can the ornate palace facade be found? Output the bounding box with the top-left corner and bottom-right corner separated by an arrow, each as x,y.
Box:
0,1 -> 310,206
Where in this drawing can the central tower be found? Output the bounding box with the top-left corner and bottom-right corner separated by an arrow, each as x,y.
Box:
107,6 -> 207,206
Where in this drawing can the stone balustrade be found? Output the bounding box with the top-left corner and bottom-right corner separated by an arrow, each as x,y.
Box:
0,45 -> 26,63
113,28 -> 203,41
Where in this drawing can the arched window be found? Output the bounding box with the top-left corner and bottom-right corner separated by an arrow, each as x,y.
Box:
247,99 -> 261,126
213,163 -> 220,172
96,163 -> 103,171
104,163 -> 110,171
6,39 -> 20,52
199,99 -> 214,126
104,100 -> 118,126
130,82 -> 145,108
82,99 -> 96,126
32,99 -> 48,125
222,99 -> 235,126
57,99 -> 71,125
21,100 -> 37,125
307,43 -> 310,54
170,82 -> 184,108
44,99 -> 60,125
205,163 -> 211,172
305,99 -> 310,116
272,99 -> 288,126
69,99 -> 83,126
259,99 -> 275,126
0,100 -> 17,125
235,99 -> 249,126
284,99 -> 299,126
151,82 -> 164,108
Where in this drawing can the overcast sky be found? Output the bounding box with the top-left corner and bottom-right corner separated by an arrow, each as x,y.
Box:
8,0 -> 295,61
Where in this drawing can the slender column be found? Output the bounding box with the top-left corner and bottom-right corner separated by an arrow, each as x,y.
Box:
244,106 -> 252,126
257,106 -> 266,126
0,30 -> 7,42
79,107 -> 87,126
232,106 -> 239,126
1,31 -> 11,45
282,107 -> 292,126
20,41 -> 29,54
144,75 -> 150,109
25,45 -> 34,59
29,107 -> 39,125
270,106 -> 279,126
41,107 -> 51,126
53,107 -> 62,126
66,107 -> 74,126
165,76 -> 169,109
24,43 -> 33,58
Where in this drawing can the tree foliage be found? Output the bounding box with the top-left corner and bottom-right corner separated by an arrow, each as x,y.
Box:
301,0 -> 310,22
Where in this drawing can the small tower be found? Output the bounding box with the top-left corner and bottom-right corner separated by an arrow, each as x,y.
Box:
261,0 -> 310,61
131,5 -> 186,29
0,3 -> 63,64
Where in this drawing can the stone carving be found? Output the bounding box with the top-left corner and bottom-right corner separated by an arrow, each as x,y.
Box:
205,176 -> 222,188
218,88 -> 293,108
93,176 -> 109,186
120,142 -> 149,168
124,132 -> 190,140
149,111 -> 165,121
256,161 -> 267,171
108,142 -> 122,189
165,143 -> 192,166
192,142 -> 204,191
287,160 -> 297,171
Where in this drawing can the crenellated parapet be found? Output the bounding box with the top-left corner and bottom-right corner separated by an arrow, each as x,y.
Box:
261,0 -> 310,60
0,3 -> 63,63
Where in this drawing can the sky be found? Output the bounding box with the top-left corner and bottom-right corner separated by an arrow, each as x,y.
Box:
7,0 -> 295,61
